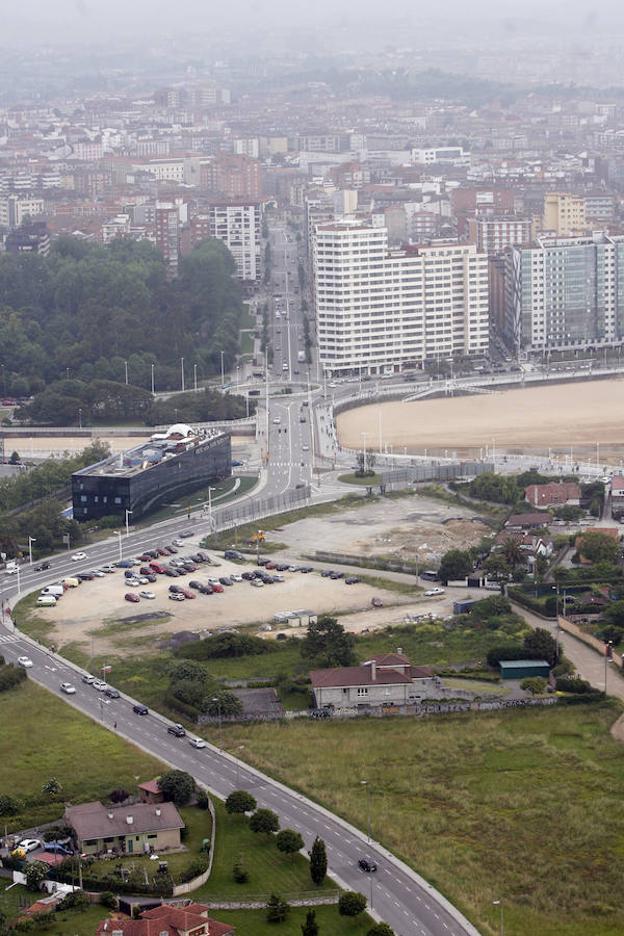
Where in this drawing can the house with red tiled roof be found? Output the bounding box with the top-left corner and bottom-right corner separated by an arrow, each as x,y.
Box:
525,481 -> 580,509
310,652 -> 434,709
96,902 -> 234,936
138,779 -> 165,804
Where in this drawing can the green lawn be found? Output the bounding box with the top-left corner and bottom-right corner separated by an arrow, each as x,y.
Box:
216,700 -> 624,936
0,885 -> 108,934
337,472 -> 384,486
0,681 -> 163,831
194,799 -> 332,900
214,906 -> 374,936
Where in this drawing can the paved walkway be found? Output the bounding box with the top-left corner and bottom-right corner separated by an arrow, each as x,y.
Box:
511,602 -> 624,701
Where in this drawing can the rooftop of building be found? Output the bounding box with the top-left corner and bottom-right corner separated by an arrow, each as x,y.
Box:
73,423 -> 226,480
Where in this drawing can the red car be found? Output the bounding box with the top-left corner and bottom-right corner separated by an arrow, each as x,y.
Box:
125,592 -> 140,603
265,562 -> 277,570
180,588 -> 196,599
149,562 -> 166,574
138,554 -> 152,562
211,583 -> 224,593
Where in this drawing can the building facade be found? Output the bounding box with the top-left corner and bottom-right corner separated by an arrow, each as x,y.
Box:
504,233 -> 624,352
468,215 -> 534,255
543,192 -> 587,236
72,424 -> 231,521
313,221 -> 489,376
190,202 -> 262,281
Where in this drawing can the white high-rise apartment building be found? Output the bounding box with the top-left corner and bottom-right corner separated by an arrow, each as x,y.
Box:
191,203 -> 261,281
313,222 -> 489,375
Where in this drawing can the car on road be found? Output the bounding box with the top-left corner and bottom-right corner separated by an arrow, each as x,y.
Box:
92,679 -> 107,691
17,656 -> 33,668
133,704 -> 148,715
60,682 -> 76,694
358,857 -> 377,872
18,839 -> 41,853
71,552 -> 88,562
168,723 -> 186,738
302,444 -> 310,451
169,592 -> 185,601
189,737 -> 207,749
82,674 -> 95,684
139,590 -> 156,600
179,530 -> 194,538
105,687 -> 120,699
272,416 -> 281,424
34,562 -> 51,572
425,587 -> 445,596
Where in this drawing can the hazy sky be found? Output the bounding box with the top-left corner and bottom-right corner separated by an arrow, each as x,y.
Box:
3,0 -> 624,46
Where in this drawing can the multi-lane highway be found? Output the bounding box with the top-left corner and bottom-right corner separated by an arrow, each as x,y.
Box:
0,220 -> 481,936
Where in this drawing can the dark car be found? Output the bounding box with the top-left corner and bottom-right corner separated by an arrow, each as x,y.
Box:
276,564 -> 289,572
256,558 -> 270,567
191,554 -> 204,564
133,704 -> 148,715
168,584 -> 182,593
345,576 -> 360,585
311,708 -> 331,719
168,545 -> 178,553
155,547 -> 167,557
219,576 -> 233,586
189,580 -> 202,589
145,573 -> 157,583
146,550 -> 159,559
105,687 -> 120,699
34,562 -> 51,572
138,554 -> 152,562
301,566 -> 314,574
77,572 -> 94,581
321,569 -> 333,578
168,723 -> 186,737
165,568 -> 180,577
358,857 -> 377,872
241,571 -> 255,581
183,563 -> 197,573
224,549 -> 244,561
124,570 -> 135,579
198,584 -> 213,595
160,546 -> 173,555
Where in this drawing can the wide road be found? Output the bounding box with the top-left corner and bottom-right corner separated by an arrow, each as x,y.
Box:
0,627 -> 478,936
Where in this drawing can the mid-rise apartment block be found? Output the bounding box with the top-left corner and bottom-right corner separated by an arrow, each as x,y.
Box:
190,202 -> 262,281
313,222 -> 489,376
154,203 -> 180,278
201,154 -> 263,201
543,193 -> 587,236
504,233 -> 624,352
468,215 -> 534,255
0,195 -> 45,229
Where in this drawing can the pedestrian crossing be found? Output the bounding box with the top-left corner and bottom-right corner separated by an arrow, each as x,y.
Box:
0,633 -> 18,644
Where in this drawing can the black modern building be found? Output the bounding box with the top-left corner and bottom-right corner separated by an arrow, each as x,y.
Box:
72,424 -> 231,522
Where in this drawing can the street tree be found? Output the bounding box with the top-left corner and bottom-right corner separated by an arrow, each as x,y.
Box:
338,892 -> 367,917
301,616 -> 356,667
276,828 -> 304,856
301,909 -> 319,936
367,925 -> 396,936
309,836 -> 327,886
249,808 -> 280,835
225,790 -> 257,815
266,894 -> 289,923
25,861 -> 48,892
157,770 -> 195,806
438,549 -> 473,583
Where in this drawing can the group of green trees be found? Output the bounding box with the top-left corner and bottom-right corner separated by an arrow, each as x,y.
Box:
166,659 -> 243,720
0,236 -> 246,400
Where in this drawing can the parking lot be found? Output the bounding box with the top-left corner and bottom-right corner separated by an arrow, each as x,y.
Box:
32,539 -> 405,658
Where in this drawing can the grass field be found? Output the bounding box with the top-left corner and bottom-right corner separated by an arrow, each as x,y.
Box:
0,681 -> 163,831
216,700 -> 624,936
194,799 -> 332,899
0,887 -> 108,936
214,906 -> 373,935
337,472 -> 384,486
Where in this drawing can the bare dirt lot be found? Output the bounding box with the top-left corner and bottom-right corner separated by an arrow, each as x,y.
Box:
336,377 -> 624,458
13,434 -> 251,459
36,553 -> 406,658
269,492 -> 491,567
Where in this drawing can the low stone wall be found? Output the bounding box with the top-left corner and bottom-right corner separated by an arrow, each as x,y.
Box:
558,615 -> 622,670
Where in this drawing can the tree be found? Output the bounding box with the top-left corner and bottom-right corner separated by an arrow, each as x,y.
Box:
523,627 -> 559,666
25,861 -> 48,891
338,892 -> 367,917
301,909 -> 319,936
309,836 -> 327,886
482,554 -> 511,581
250,808 -> 280,835
577,531 -> 620,565
521,676 -> 548,695
276,828 -> 304,856
438,549 -> 473,583
233,857 -> 249,883
266,894 -> 289,923
501,537 -> 524,569
157,770 -> 195,806
109,788 -> 129,803
367,925 -> 395,936
202,690 -> 243,717
225,790 -> 257,815
301,616 -> 356,667
41,777 -> 62,796
8,451 -> 20,465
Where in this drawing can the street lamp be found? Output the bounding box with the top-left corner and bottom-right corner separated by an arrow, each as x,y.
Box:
361,780 -> 372,843
361,432 -> 369,475
180,357 -> 185,393
125,509 -> 133,537
78,407 -> 82,429
28,536 -> 36,566
492,900 -> 504,936
114,530 -> 122,562
151,362 -> 155,395
207,486 -> 216,527
212,696 -> 222,732
124,360 -> 128,385
220,350 -> 225,388
193,363 -> 198,392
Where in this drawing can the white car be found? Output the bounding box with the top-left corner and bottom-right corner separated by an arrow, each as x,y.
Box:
60,682 -> 76,695
92,679 -> 107,691
189,737 -> 207,749
302,444 -> 310,452
230,574 -> 243,583
251,578 -> 264,587
90,569 -> 106,577
71,552 -> 88,562
273,416 -> 281,425
101,565 -> 116,573
17,656 -> 33,668
18,839 -> 41,853
139,590 -> 156,600
425,587 -> 445,597
125,578 -> 141,587
37,595 -> 57,606
137,577 -> 149,585
169,592 -> 185,601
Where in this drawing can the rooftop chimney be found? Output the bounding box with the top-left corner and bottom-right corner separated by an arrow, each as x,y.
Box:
155,808 -> 161,817
370,659 -> 377,681
126,815 -> 133,825
397,647 -> 403,656
107,811 -> 114,820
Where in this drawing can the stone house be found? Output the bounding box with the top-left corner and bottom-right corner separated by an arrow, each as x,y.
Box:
64,800 -> 184,856
310,652 -> 434,709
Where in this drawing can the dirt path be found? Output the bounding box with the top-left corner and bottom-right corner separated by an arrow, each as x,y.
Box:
610,714 -> 624,744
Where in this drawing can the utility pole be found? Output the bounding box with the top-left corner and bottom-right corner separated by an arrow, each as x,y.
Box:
361,779 -> 372,843
180,357 -> 185,393
151,362 -> 155,395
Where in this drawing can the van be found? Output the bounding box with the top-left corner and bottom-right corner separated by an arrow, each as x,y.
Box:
41,585 -> 63,598
63,577 -> 80,588
5,562 -> 18,574
37,595 -> 57,606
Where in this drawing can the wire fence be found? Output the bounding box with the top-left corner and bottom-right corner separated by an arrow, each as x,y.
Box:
214,484 -> 311,531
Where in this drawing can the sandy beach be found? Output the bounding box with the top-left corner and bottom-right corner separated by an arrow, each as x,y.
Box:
336,378 -> 624,457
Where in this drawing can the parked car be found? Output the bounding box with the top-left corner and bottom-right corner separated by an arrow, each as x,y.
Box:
425,587 -> 445,596
17,656 -> 33,668
37,595 -> 57,606
345,576 -> 360,585
219,576 -> 233,586
139,590 -> 156,600
198,584 -> 213,594
18,839 -> 41,853
358,857 -> 377,872
250,578 -> 264,588
180,588 -> 196,599
125,591 -> 140,603
133,704 -> 149,715
60,682 -> 76,694
189,580 -> 202,589
124,570 -> 136,578
168,584 -> 182,593
211,583 -> 224,593
89,569 -> 105,577
168,723 -> 186,737
43,841 -> 73,856
77,572 -> 95,581
169,592 -> 185,601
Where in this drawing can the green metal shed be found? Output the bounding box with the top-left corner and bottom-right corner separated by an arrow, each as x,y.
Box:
499,659 -> 550,680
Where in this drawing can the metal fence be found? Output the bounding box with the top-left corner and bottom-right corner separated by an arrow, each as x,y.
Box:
214,484 -> 311,531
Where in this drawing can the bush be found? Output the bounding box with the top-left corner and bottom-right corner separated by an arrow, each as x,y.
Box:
196,790 -> 210,810
176,632 -> 272,660
0,793 -> 19,815
178,855 -> 209,883
0,662 -> 27,693
266,894 -> 290,923
338,891 -> 367,917
225,790 -> 257,815
56,890 -> 90,911
521,677 -> 548,695
233,858 -> 249,883
556,676 -> 594,694
100,892 -> 117,909
25,861 -> 48,891
250,808 -> 279,835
